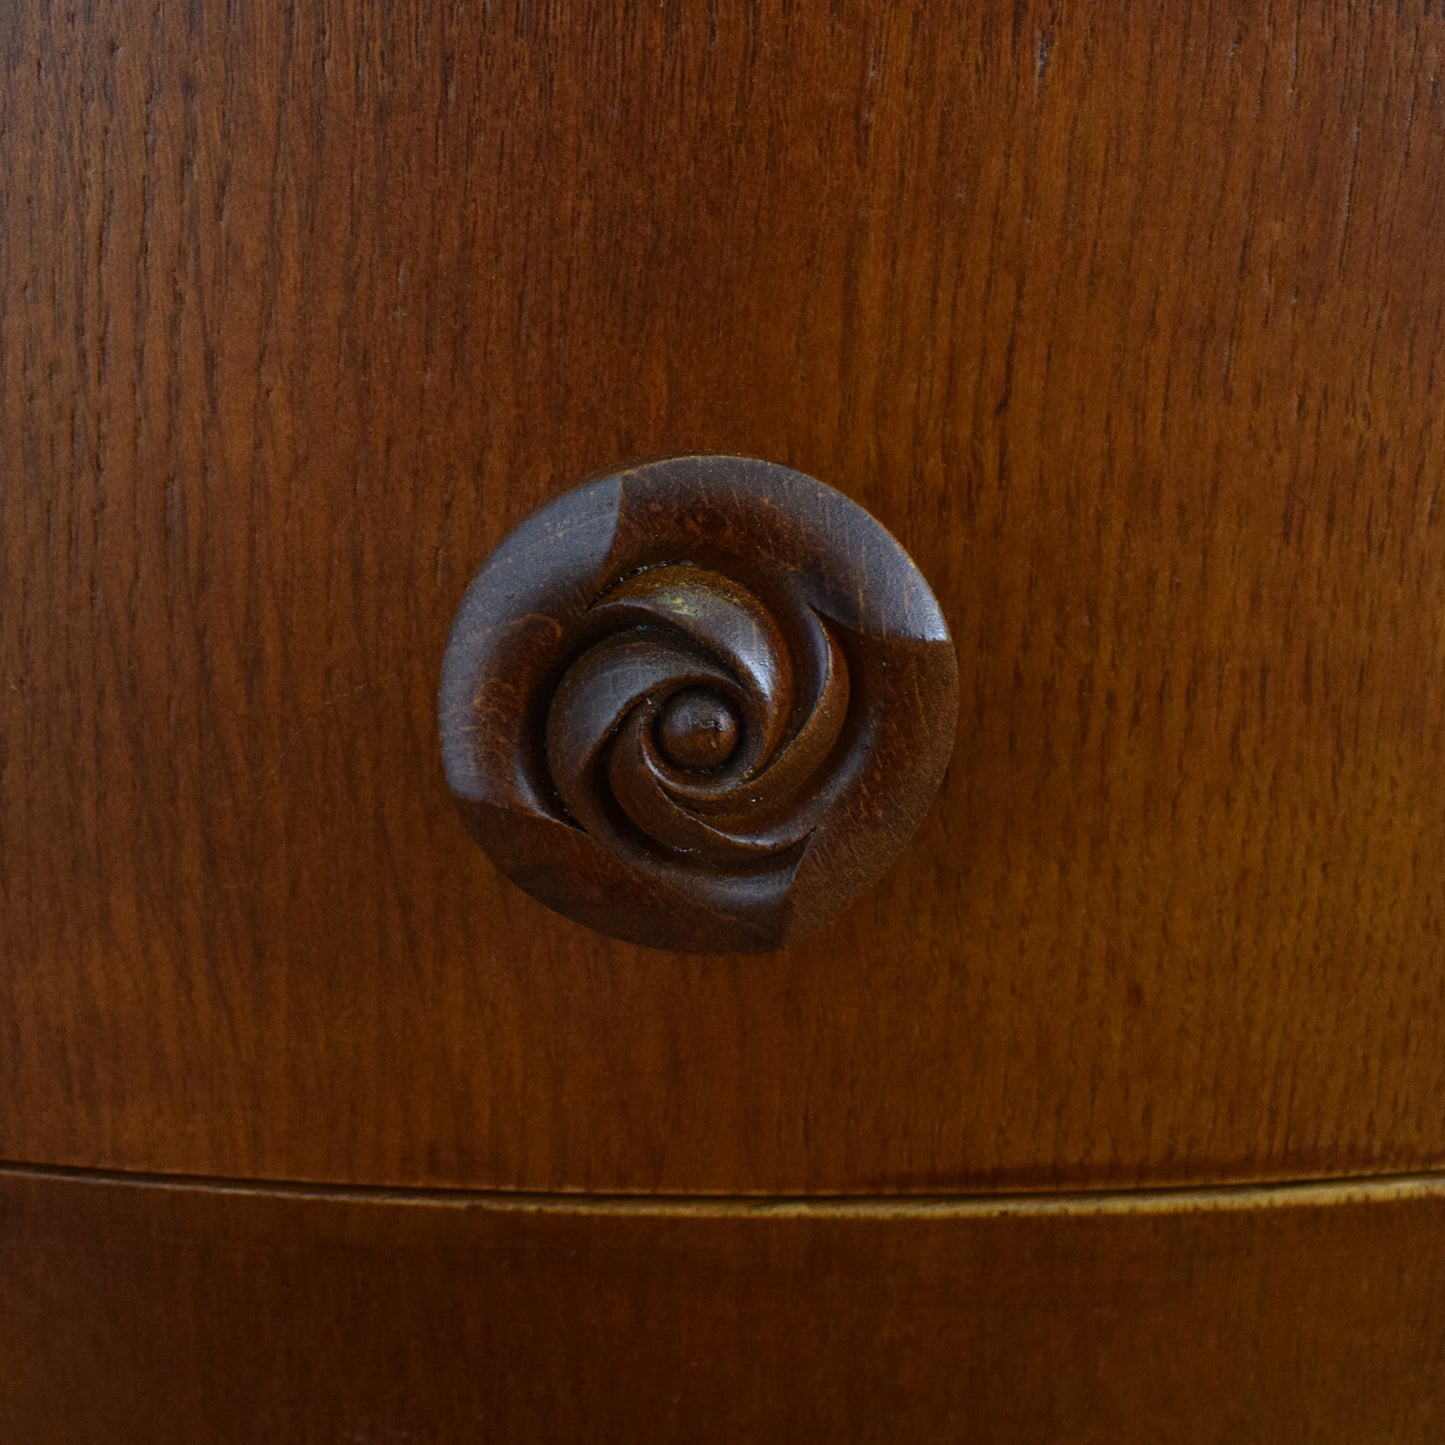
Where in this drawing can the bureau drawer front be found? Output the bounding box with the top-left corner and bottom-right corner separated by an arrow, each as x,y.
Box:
3,2 -> 1443,1197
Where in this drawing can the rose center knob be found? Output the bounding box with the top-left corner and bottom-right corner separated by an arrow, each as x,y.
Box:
656,687 -> 741,771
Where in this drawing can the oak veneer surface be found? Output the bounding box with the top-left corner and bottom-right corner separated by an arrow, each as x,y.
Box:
3,1 -> 1445,1194
3,1167 -> 1444,1444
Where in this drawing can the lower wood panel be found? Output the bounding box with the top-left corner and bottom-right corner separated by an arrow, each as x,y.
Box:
3,1168 -> 1442,1443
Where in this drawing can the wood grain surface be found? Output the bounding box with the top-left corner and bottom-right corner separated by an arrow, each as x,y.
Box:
4,1 -> 1445,1193
3,1165 -> 1444,1443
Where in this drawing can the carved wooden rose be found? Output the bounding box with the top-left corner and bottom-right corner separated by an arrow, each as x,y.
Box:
439,455 -> 957,952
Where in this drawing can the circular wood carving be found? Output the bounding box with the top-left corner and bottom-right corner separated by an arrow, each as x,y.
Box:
439,455 -> 957,952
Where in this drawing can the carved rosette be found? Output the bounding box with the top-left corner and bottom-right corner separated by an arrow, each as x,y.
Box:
439,455 -> 957,952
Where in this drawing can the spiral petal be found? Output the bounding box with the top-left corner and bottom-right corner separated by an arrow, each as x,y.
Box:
606,710 -> 812,862
586,566 -> 793,767
545,631 -> 738,841
663,620 -> 849,821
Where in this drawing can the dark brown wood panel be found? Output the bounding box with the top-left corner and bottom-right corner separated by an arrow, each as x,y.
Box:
4,2 -> 1445,1192
3,1166 -> 1444,1443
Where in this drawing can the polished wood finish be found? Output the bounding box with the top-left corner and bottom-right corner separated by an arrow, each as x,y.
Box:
4,2 -> 1445,1194
4,1166 -> 1444,1443
440,455 -> 957,952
